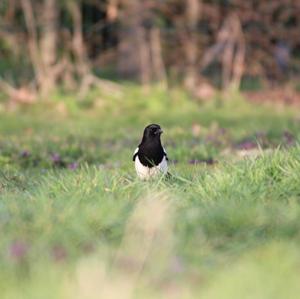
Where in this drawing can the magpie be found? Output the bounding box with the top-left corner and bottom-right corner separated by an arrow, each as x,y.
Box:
133,124 -> 168,180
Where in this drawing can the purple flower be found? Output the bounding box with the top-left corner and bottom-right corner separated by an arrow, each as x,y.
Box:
68,162 -> 78,170
9,240 -> 28,261
218,128 -> 227,135
204,158 -> 214,165
20,150 -> 30,158
236,140 -> 257,150
51,153 -> 61,163
283,131 -> 295,145
50,153 -> 66,167
52,245 -> 67,262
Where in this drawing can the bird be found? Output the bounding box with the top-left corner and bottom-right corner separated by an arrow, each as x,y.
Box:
133,124 -> 168,180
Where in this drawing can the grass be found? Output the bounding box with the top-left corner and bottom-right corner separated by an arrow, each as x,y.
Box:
1,86 -> 300,298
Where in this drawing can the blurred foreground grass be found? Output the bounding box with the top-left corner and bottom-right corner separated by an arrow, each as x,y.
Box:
1,86 -> 300,298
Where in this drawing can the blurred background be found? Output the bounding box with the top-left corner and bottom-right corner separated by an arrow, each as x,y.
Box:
2,1 -> 300,299
0,0 -> 300,103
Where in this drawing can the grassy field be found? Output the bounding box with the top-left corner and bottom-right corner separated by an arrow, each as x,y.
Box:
1,86 -> 300,299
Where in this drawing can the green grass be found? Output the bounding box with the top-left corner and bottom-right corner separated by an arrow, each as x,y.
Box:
1,86 -> 300,298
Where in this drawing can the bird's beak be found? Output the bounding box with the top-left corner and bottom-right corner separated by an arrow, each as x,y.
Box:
156,129 -> 163,135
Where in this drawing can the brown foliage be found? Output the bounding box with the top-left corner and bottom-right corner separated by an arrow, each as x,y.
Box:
0,0 -> 299,99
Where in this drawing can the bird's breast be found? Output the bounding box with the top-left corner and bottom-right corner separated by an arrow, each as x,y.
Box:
138,144 -> 164,168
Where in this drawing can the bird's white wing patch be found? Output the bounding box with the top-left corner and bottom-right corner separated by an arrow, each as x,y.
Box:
158,156 -> 168,173
163,147 -> 168,160
132,147 -> 139,161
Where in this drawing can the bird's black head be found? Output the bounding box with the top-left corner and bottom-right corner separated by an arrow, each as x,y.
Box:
142,124 -> 163,141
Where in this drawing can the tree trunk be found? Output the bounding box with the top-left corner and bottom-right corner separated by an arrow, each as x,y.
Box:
150,27 -> 167,86
231,15 -> 245,91
40,0 -> 58,96
4,0 -> 17,22
21,0 -> 60,96
20,0 -> 45,90
183,0 -> 201,90
117,0 -> 151,84
68,0 -> 91,78
137,26 -> 151,85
